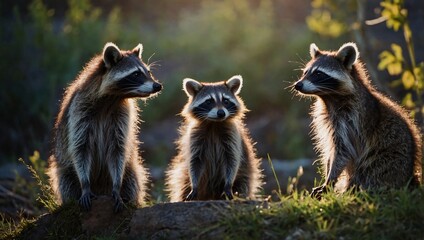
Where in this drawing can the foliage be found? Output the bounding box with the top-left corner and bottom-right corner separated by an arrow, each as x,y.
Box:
218,188 -> 424,240
0,151 -> 58,239
306,0 -> 356,38
0,214 -> 36,240
267,155 -> 283,197
10,151 -> 58,216
377,0 -> 424,118
19,151 -> 58,212
171,0 -> 299,110
1,0 -> 115,163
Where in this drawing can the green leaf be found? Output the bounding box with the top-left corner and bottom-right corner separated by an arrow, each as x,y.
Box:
378,51 -> 395,70
306,10 -> 346,38
29,151 -> 40,165
378,45 -> 404,75
402,93 -> 415,109
391,44 -> 403,61
401,70 -> 414,89
380,0 -> 407,31
387,62 -> 402,75
412,65 -> 424,90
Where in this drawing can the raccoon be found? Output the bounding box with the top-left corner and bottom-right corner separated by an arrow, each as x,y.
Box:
47,42 -> 162,212
165,75 -> 263,202
293,42 -> 422,198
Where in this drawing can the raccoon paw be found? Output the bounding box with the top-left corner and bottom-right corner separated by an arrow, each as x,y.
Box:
79,192 -> 96,211
112,191 -> 124,213
185,190 -> 198,201
310,185 -> 327,200
222,189 -> 234,200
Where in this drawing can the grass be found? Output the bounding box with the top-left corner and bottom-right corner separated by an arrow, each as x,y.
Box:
218,187 -> 424,240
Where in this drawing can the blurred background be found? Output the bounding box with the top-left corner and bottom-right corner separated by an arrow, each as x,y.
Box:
0,0 -> 423,219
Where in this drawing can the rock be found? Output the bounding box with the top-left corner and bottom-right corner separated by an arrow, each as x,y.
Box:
16,197 -> 265,239
127,201 -> 230,239
81,195 -> 133,235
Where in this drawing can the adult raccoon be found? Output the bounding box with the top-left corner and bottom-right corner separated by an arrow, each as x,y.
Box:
47,42 -> 162,212
166,75 -> 263,202
293,42 -> 422,198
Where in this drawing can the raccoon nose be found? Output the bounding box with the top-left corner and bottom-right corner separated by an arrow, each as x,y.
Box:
217,109 -> 226,119
294,81 -> 303,91
153,82 -> 162,92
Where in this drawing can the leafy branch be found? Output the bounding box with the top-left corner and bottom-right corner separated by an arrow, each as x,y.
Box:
375,0 -> 424,118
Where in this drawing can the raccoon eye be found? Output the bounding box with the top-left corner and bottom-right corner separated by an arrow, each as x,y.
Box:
205,99 -> 214,105
223,98 -> 230,105
132,71 -> 140,77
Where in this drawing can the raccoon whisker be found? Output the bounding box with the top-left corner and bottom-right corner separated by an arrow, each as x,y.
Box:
288,88 -> 298,99
149,60 -> 161,66
147,61 -> 161,70
289,57 -> 307,67
197,115 -> 209,122
284,82 -> 297,90
290,90 -> 303,100
147,53 -> 156,65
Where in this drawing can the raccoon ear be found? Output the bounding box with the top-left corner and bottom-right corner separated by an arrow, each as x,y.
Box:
133,43 -> 143,59
226,75 -> 243,95
183,78 -> 203,97
336,42 -> 359,70
103,42 -> 123,68
310,43 -> 321,59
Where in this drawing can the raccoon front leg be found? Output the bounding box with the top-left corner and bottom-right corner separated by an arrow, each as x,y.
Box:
222,156 -> 241,200
312,122 -> 358,198
312,152 -> 352,199
68,104 -> 97,210
186,156 -> 204,201
310,157 -> 331,199
107,154 -> 126,212
73,152 -> 95,211
57,166 -> 83,203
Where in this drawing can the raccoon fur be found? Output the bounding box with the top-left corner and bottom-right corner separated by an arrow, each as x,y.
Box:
293,42 -> 422,197
47,42 -> 162,211
165,75 -> 263,202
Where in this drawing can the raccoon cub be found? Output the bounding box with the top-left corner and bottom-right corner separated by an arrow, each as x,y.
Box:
166,75 -> 263,202
293,42 -> 422,198
47,42 -> 162,212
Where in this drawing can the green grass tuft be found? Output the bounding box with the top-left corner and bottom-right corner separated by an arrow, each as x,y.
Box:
218,187 -> 424,239
18,152 -> 59,212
